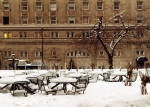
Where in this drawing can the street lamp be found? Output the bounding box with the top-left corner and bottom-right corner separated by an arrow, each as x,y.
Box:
8,54 -> 19,70
40,28 -> 44,69
76,52 -> 80,71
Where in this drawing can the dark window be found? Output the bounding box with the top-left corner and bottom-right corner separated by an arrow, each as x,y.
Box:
55,32 -> 58,38
82,32 -> 85,38
52,50 -> 56,56
51,16 -> 56,24
137,1 -> 143,10
51,32 -> 54,38
36,2 -> 42,11
25,51 -> 27,57
3,16 -> 9,25
137,16 -> 143,24
97,2 -> 103,10
71,32 -> 74,38
100,51 -> 104,56
141,50 -> 144,55
136,51 -> 140,55
68,2 -> 75,10
67,32 -> 70,38
114,2 -> 120,10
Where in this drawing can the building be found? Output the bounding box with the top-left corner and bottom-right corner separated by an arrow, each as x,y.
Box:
0,0 -> 149,69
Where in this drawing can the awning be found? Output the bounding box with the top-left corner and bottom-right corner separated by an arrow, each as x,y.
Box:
136,56 -> 148,62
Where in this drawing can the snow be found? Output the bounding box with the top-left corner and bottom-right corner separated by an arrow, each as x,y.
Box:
0,69 -> 150,107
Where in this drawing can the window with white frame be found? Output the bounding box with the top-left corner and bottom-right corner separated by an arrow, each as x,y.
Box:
35,51 -> 42,57
36,16 -> 42,24
82,32 -> 89,38
82,16 -> 89,24
97,2 -> 103,10
50,32 -> 59,38
21,1 -> 28,11
68,2 -> 75,10
36,1 -> 42,11
21,14 -> 28,24
83,2 -> 89,10
136,50 -> 144,55
137,1 -> 143,10
137,16 -> 143,24
68,16 -> 75,24
3,2 -> 9,11
50,16 -> 56,24
114,1 -> 120,10
66,32 -> 74,38
50,2 -> 56,11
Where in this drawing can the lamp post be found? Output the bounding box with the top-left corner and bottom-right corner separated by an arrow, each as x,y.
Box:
40,28 -> 44,69
76,52 -> 80,71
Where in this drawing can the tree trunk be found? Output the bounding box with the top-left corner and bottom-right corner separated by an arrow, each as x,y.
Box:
108,55 -> 113,69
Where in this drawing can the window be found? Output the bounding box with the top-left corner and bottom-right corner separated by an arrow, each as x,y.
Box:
114,2 -> 120,10
69,16 -> 75,24
137,16 -> 143,24
36,16 -> 42,24
66,32 -> 74,38
83,2 -> 89,10
50,2 -> 56,11
136,50 -> 144,55
4,32 -> 12,38
19,32 -> 27,38
25,51 -> 28,57
50,32 -> 59,38
20,51 -> 23,57
55,32 -> 58,38
100,51 -> 104,56
3,16 -> 9,25
51,16 -> 56,24
82,32 -> 89,38
21,14 -> 28,24
21,1 -> 28,11
3,2 -> 9,11
68,2 -> 75,10
82,16 -> 89,24
97,2 -> 103,10
52,50 -> 56,56
36,2 -> 42,11
137,1 -> 143,10
35,51 -> 42,57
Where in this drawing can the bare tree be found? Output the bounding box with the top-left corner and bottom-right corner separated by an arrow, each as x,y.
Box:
91,13 -> 130,69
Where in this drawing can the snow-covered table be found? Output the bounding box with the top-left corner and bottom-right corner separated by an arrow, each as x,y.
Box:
0,77 -> 35,94
50,77 -> 78,93
67,73 -> 88,78
112,72 -> 127,82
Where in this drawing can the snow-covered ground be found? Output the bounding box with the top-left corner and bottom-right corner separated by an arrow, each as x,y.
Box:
0,76 -> 150,107
0,69 -> 150,107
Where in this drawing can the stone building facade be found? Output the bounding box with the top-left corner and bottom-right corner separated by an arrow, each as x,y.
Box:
0,0 -> 149,69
